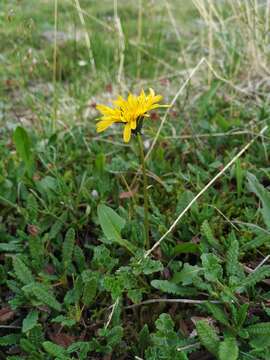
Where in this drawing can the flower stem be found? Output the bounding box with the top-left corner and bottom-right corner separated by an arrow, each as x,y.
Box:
137,134 -> 150,249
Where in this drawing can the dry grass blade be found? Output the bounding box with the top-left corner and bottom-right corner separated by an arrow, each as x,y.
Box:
74,0 -> 96,74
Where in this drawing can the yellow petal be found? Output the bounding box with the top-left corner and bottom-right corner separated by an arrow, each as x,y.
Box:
149,88 -> 155,97
96,119 -> 115,133
123,123 -> 131,143
130,119 -> 137,130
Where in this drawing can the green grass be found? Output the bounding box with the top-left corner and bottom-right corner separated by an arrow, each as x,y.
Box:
1,0 -> 270,359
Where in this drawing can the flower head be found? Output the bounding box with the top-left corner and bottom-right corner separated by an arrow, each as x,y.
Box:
96,88 -> 168,142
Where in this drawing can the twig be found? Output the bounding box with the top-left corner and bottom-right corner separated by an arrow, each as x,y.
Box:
124,298 -> 222,310
114,0 -> 125,86
254,254 -> 270,272
144,125 -> 268,258
207,204 -> 240,231
177,343 -> 200,352
74,0 -> 96,74
52,0 -> 58,133
165,130 -> 270,140
105,297 -> 119,329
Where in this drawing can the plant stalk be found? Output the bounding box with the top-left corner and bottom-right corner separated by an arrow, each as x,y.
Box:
137,134 -> 150,249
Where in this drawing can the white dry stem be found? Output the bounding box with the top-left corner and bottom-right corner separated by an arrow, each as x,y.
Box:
52,0 -> 58,133
105,297 -> 119,329
136,0 -> 143,78
74,0 -> 96,74
124,298 -> 222,310
114,0 -> 125,87
254,254 -> 270,272
144,125 -> 268,258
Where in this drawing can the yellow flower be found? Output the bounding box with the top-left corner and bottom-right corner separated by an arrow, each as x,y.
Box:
96,88 -> 168,143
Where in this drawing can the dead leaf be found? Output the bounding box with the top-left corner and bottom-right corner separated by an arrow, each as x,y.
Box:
119,187 -> 138,199
48,332 -> 76,348
0,307 -> 15,323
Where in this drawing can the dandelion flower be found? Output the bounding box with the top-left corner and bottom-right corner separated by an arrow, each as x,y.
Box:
96,88 -> 168,143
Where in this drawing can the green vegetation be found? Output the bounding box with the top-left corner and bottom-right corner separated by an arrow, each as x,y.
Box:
1,0 -> 270,359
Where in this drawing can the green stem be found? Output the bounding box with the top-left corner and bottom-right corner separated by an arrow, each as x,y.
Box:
137,134 -> 150,249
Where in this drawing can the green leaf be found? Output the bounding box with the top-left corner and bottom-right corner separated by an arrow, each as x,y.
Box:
205,302 -> 230,327
0,334 -> 21,346
74,245 -> 86,273
13,126 -> 34,176
173,243 -> 199,255
201,220 -> 222,251
151,279 -> 197,296
236,303 -> 249,329
133,257 -> 164,275
20,338 -> 37,354
238,265 -> 270,291
176,190 -> 198,214
172,263 -> 202,286
226,234 -> 240,277
247,322 -> 270,335
196,320 -> 219,356
97,204 -> 136,254
43,341 -> 69,360
82,280 -> 97,306
138,324 -> 151,354
13,257 -> 34,285
218,337 -> 239,360
247,172 -> 270,228
49,211 -> 67,240
22,309 -> 39,333
52,315 -> 76,328
201,253 -> 223,282
23,283 -> 62,311
62,228 -> 75,270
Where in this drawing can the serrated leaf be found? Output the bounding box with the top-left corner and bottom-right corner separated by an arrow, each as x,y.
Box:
49,211 -> 67,240
151,279 -> 197,296
201,220 -> 222,251
43,341 -> 69,360
247,322 -> 270,335
218,337 -> 239,360
201,253 -> 223,282
62,228 -> 75,270
238,265 -> 270,291
196,320 -> 219,356
20,338 -> 37,353
236,303 -> 249,329
0,242 -> 23,252
97,204 -> 136,254
82,277 -> 97,305
52,315 -> 76,328
173,263 -> 202,285
74,245 -> 86,273
250,334 -> 270,350
13,126 -> 34,176
22,309 -> 39,333
138,324 -> 151,354
23,283 -> 61,311
205,303 -> 230,327
0,334 -> 21,346
13,257 -> 34,285
226,234 -> 240,277
133,257 -> 164,275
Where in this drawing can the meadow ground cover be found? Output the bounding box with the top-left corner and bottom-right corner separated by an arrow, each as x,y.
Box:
1,0 -> 270,359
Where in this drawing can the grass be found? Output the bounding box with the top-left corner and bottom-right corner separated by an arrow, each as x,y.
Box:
1,0 -> 270,359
